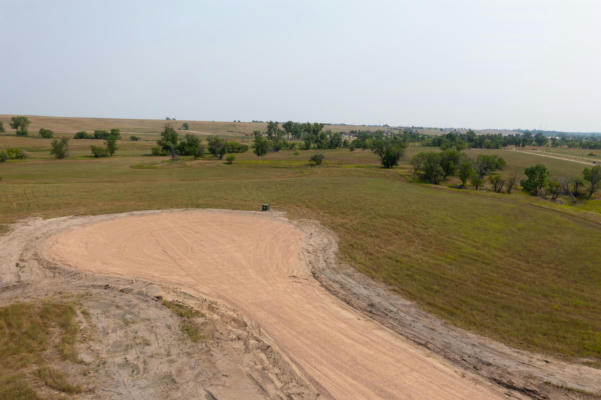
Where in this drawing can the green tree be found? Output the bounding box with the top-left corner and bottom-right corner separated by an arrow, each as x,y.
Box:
534,132 -> 548,146
546,178 -> 561,200
178,134 -> 204,159
439,149 -> 462,177
207,136 -> 226,159
157,125 -> 179,160
506,171 -> 520,194
109,128 -> 121,140
50,138 -> 69,159
411,152 -> 444,184
182,122 -> 190,130
470,173 -> 484,190
583,165 -> 601,199
458,161 -> 473,187
489,174 -> 505,193
106,138 -> 117,156
225,154 -> 235,164
371,137 -> 406,168
0,121 -> 5,132
521,164 -> 549,195
309,153 -> 324,166
10,116 -> 30,136
266,121 -> 279,140
253,131 -> 269,157
39,128 -> 54,138
474,154 -> 506,178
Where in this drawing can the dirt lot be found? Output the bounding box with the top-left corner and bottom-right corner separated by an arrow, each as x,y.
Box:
2,209 -> 600,399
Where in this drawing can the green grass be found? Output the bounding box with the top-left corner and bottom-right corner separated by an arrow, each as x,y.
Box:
1,143 -> 601,362
0,301 -> 82,398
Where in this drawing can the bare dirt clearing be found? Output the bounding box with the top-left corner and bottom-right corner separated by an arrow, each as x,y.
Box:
43,210 -> 507,400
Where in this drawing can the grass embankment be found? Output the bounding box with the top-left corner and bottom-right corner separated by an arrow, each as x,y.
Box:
0,300 -> 84,399
1,146 -> 600,363
161,300 -> 204,343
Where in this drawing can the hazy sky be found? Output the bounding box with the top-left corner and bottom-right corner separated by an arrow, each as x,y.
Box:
1,0 -> 600,131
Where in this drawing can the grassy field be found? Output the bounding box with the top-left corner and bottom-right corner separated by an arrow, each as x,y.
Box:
1,119 -> 601,363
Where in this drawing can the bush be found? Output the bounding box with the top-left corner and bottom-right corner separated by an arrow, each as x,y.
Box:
151,146 -> 166,156
5,148 -> 27,159
39,128 -> 54,138
471,174 -> 484,190
0,150 -> 7,162
310,153 -> 324,166
50,138 -> 69,159
74,131 -> 92,139
91,145 -> 109,158
130,135 -> 140,141
225,154 -> 236,164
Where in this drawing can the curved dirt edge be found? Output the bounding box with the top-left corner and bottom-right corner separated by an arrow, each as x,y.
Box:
0,209 -> 323,399
3,209 -> 600,399
292,219 -> 601,399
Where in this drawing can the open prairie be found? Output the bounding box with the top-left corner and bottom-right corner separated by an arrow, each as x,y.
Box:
1,116 -> 601,399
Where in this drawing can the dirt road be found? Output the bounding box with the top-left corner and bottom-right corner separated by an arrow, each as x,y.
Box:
513,149 -> 597,166
44,210 -> 506,400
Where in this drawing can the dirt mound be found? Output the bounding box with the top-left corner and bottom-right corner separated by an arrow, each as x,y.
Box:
41,210 -> 505,400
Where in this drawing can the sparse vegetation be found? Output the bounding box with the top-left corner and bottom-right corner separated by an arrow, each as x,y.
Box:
161,300 -> 204,342
0,301 -> 82,398
225,154 -> 236,164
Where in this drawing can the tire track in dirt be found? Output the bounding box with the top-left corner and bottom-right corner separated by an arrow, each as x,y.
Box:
44,210 -> 508,400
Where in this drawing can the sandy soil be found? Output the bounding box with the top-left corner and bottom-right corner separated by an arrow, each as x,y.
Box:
41,210 -> 509,400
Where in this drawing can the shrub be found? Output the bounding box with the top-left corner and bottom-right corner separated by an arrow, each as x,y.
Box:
6,148 -> 27,159
181,122 -> 189,130
151,146 -> 166,156
225,154 -> 236,164
0,150 -> 7,162
130,135 -> 140,141
546,178 -> 561,200
253,131 -> 269,157
50,138 -> 69,159
74,131 -> 92,139
0,121 -> 4,132
310,153 -> 324,166
39,128 -> 54,138
91,146 -> 109,158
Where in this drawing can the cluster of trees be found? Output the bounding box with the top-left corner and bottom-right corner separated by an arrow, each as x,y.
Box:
424,130 -> 549,150
521,164 -> 601,199
412,151 -> 508,190
154,125 -> 248,160
0,147 -> 28,162
349,129 -> 423,151
9,116 -> 31,136
74,129 -> 122,140
549,135 -> 601,149
39,128 -> 53,138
